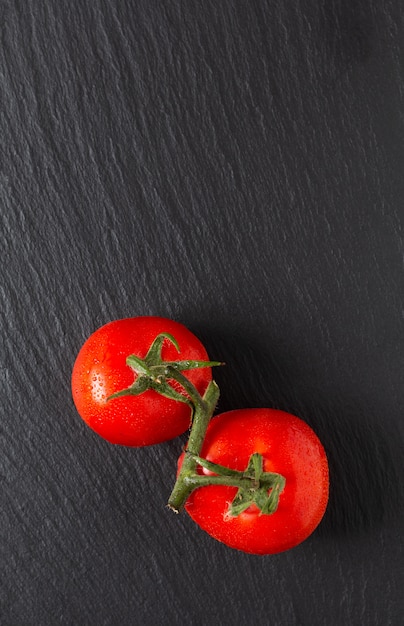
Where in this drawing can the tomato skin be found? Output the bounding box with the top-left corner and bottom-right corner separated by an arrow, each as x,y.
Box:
181,408 -> 329,555
71,317 -> 212,446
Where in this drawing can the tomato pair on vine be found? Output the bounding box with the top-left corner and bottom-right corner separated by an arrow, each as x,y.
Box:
72,316 -> 329,555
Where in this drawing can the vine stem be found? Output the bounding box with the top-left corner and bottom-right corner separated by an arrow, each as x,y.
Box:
167,379 -> 220,513
108,333 -> 286,516
166,369 -> 285,516
105,331 -> 285,516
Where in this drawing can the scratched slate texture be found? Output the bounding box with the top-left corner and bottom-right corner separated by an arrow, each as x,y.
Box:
1,0 -> 404,624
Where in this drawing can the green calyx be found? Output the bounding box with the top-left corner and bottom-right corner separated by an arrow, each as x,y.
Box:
107,332 -> 222,408
183,452 -> 286,516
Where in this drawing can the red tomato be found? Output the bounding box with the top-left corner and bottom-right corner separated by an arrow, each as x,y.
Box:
181,408 -> 329,554
71,317 -> 213,446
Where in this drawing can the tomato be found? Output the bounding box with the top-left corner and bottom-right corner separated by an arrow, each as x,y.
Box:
71,317 -> 213,446
181,408 -> 329,554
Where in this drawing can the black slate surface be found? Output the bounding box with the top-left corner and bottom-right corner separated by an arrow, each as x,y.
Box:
1,1 -> 404,624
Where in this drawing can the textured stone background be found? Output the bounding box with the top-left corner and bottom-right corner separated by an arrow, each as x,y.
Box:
1,1 -> 403,624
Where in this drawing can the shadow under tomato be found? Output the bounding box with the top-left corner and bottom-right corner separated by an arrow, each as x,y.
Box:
312,403 -> 403,539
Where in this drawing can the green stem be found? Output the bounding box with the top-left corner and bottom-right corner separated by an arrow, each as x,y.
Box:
183,475 -> 260,489
164,365 -> 206,411
120,332 -> 288,517
166,374 -> 286,516
167,380 -> 220,513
